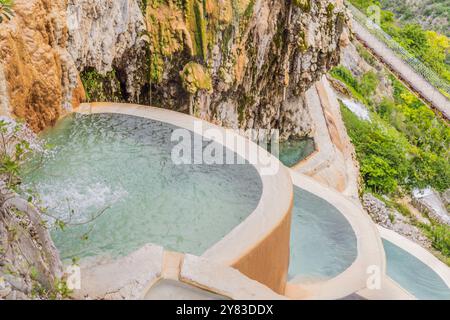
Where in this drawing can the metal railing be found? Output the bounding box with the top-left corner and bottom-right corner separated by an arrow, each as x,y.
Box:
346,1 -> 450,96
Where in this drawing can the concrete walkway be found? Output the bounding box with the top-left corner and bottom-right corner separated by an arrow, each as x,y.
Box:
351,19 -> 450,119
292,76 -> 360,199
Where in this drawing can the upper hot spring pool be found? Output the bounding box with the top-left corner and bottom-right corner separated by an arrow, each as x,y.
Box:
278,138 -> 315,168
22,113 -> 263,260
383,239 -> 450,300
264,138 -> 315,168
288,186 -> 357,282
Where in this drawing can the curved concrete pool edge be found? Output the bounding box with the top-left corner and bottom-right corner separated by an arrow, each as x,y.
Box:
285,171 -> 385,300
72,244 -> 286,300
74,102 -> 293,294
378,226 -> 450,290
356,226 -> 450,300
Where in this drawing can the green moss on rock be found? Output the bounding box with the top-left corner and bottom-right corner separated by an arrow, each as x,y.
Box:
80,69 -> 123,102
298,30 -> 309,52
180,62 -> 212,94
293,0 -> 311,12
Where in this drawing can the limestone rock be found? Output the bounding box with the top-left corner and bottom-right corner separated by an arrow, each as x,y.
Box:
67,0 -> 148,102
362,193 -> 394,229
412,188 -> 450,226
147,0 -> 350,139
362,193 -> 431,248
0,0 -> 83,132
72,0 -> 350,140
339,41 -> 394,104
0,184 -> 63,299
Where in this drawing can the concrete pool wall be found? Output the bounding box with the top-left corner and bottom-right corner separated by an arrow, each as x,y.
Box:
74,102 -> 293,294
286,171 -> 385,299
292,77 -> 360,199
357,226 -> 450,300
68,102 -> 434,300
72,244 -> 287,300
378,227 -> 450,289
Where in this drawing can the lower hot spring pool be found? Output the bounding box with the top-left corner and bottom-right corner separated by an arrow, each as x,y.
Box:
383,239 -> 450,300
289,186 -> 358,282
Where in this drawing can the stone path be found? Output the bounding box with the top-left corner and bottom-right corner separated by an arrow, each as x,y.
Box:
352,19 -> 450,119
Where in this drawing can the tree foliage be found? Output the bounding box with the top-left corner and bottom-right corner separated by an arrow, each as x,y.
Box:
335,65 -> 450,195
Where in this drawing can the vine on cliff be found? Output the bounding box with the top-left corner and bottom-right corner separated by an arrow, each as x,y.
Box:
0,0 -> 14,23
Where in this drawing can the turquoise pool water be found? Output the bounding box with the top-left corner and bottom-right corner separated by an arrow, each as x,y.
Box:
383,239 -> 450,300
23,113 -> 263,260
288,186 -> 358,282
279,138 -> 315,167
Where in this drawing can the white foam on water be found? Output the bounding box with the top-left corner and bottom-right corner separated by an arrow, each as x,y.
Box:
30,180 -> 128,225
21,113 -> 264,258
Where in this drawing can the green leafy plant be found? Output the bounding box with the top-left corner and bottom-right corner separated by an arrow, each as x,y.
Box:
0,119 -> 43,189
422,224 -> 450,259
51,278 -> 73,299
335,61 -> 449,195
340,94 -> 450,195
330,66 -> 378,104
359,71 -> 379,97
80,68 -> 123,102
0,0 -> 14,23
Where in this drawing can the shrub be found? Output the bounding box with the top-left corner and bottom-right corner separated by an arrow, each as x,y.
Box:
340,104 -> 409,194
0,118 -> 44,189
423,224 -> 450,258
359,71 -> 379,97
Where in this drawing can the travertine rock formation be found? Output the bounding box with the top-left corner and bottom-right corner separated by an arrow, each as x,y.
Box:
0,0 -> 84,132
146,0 -> 349,139
66,0 -> 349,139
0,0 -> 349,138
67,0 -> 148,102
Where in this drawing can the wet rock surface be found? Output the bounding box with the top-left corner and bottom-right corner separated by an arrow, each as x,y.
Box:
0,0 -> 350,140
146,0 -> 350,139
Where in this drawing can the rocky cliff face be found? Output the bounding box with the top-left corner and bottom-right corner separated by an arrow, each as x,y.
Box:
0,0 -> 84,132
67,0 -> 148,102
66,0 -> 349,139
146,0 -> 349,139
0,0 -> 347,138
0,0 -> 348,138
0,119 -> 63,300
0,185 -> 63,299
